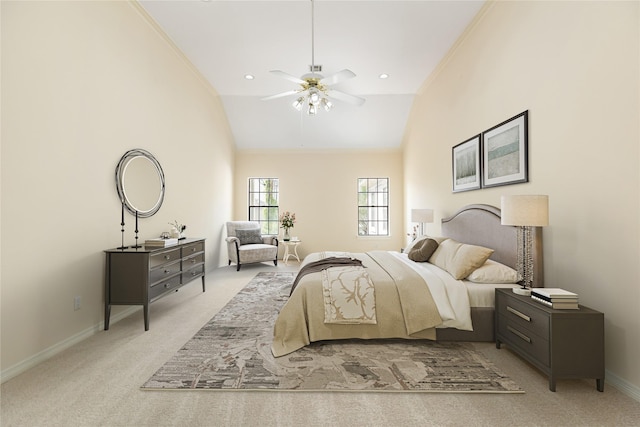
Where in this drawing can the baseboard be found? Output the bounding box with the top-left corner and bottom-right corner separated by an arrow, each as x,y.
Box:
606,369 -> 640,402
0,307 -> 139,384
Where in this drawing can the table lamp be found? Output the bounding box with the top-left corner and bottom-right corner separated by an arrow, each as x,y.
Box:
411,209 -> 434,237
501,195 -> 549,295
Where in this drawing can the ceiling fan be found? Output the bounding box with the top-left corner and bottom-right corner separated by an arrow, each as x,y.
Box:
261,0 -> 365,115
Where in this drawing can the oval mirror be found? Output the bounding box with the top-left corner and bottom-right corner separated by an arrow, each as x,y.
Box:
115,149 -> 165,218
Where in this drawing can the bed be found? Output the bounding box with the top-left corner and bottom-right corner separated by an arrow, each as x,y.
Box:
271,204 -> 543,357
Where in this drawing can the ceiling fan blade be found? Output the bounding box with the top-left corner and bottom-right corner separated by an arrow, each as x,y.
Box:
321,69 -> 356,86
261,90 -> 300,101
327,89 -> 366,106
270,70 -> 306,85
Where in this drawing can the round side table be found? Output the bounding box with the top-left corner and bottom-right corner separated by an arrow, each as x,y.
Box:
282,240 -> 302,265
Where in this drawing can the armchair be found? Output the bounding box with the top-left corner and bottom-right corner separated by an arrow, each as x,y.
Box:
225,221 -> 278,271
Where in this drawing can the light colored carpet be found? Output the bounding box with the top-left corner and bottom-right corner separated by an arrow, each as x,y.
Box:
2,262 -> 640,426
143,272 -> 522,392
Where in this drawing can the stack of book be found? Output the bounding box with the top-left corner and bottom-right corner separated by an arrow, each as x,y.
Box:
145,238 -> 178,248
531,288 -> 579,309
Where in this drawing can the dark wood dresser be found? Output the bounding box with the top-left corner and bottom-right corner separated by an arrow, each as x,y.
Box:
105,238 -> 205,331
495,288 -> 604,392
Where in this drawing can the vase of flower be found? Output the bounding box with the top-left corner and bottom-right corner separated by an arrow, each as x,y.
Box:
169,220 -> 187,240
280,211 -> 296,242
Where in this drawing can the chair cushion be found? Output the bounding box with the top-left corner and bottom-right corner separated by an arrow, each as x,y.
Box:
236,228 -> 263,245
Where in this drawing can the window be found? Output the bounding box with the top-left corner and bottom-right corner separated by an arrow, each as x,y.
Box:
248,178 -> 279,235
358,178 -> 389,236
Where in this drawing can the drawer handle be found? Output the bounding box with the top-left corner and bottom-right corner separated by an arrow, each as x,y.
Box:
163,269 -> 171,274
164,283 -> 171,289
164,255 -> 170,260
507,326 -> 532,343
191,248 -> 197,252
190,258 -> 196,264
191,271 -> 198,276
507,305 -> 531,322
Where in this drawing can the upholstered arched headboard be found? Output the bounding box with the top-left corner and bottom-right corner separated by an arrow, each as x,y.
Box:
441,204 -> 544,288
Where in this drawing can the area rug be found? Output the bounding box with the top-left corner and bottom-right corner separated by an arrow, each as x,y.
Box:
142,272 -> 522,393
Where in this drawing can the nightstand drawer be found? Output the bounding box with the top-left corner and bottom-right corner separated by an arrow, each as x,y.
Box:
497,294 -> 549,338
498,316 -> 550,366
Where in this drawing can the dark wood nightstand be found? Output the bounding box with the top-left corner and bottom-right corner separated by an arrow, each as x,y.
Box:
495,288 -> 604,392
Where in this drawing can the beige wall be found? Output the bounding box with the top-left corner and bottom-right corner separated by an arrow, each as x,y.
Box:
1,1 -> 235,376
403,1 -> 639,392
234,150 -> 404,259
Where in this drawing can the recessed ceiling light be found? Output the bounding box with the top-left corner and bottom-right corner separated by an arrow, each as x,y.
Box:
379,73 -> 389,79
244,74 -> 255,80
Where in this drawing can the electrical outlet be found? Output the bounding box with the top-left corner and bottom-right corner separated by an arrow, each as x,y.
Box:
74,296 -> 81,311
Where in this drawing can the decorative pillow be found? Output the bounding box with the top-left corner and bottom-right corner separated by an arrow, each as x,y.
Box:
428,238 -> 494,280
235,228 -> 263,245
404,235 -> 428,253
466,259 -> 519,283
404,235 -> 448,253
408,238 -> 439,262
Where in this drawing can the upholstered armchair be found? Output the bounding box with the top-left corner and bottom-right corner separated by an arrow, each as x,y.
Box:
225,221 -> 279,271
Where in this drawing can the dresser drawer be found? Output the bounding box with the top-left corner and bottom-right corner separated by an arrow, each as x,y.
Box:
498,316 -> 550,366
183,264 -> 205,282
183,252 -> 204,268
149,259 -> 181,284
149,274 -> 182,300
497,294 -> 550,338
149,247 -> 181,268
182,241 -> 204,256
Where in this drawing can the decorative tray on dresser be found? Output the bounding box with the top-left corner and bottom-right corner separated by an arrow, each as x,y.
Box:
104,238 -> 205,331
495,288 -> 604,392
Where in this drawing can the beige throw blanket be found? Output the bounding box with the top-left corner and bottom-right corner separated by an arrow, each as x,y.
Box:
322,266 -> 376,324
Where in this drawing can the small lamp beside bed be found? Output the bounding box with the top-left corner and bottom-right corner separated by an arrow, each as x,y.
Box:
501,195 -> 549,296
411,208 -> 434,237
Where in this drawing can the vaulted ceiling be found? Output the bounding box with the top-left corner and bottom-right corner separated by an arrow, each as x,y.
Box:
139,1 -> 485,150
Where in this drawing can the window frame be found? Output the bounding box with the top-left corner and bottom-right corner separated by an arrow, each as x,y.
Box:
247,177 -> 279,235
357,177 -> 390,237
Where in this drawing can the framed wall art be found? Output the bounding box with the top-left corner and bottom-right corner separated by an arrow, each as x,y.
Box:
482,110 -> 528,188
452,134 -> 481,192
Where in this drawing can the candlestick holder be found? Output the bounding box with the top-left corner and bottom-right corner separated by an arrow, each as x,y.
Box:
117,201 -> 128,250
132,210 -> 142,249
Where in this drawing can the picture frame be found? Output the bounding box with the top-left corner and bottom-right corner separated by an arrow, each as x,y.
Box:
482,111 -> 528,188
452,134 -> 481,192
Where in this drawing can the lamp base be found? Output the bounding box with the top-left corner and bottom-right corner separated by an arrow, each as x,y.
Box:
513,287 -> 531,296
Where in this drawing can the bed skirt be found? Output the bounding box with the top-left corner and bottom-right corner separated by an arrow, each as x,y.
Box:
436,307 -> 495,342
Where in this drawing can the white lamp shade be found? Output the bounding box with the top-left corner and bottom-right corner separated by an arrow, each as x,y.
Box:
411,209 -> 434,223
501,195 -> 549,226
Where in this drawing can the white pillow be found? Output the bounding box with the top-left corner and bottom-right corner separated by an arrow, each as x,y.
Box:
466,259 -> 519,284
428,238 -> 494,280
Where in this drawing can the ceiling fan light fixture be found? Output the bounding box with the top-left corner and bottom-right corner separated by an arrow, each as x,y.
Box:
321,98 -> 333,112
292,97 -> 305,111
263,0 -> 365,113
309,90 -> 320,105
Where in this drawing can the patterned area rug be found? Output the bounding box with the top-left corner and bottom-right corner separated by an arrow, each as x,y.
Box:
142,272 -> 522,393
